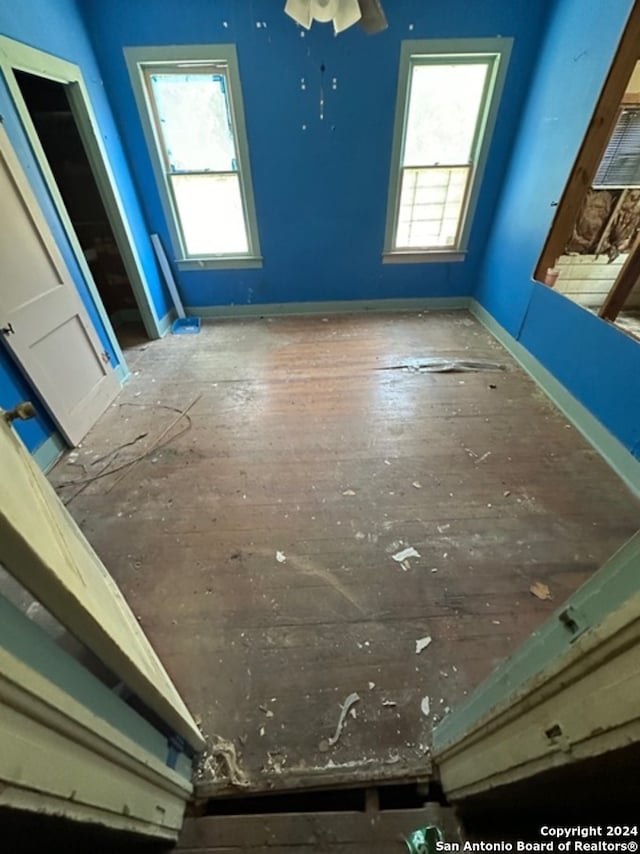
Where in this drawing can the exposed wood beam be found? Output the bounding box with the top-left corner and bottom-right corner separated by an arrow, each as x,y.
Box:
599,229 -> 640,319
535,2 -> 640,281
594,187 -> 629,256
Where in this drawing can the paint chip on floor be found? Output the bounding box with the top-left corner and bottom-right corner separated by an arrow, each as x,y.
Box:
391,546 -> 421,563
530,581 -> 552,600
415,635 -> 432,654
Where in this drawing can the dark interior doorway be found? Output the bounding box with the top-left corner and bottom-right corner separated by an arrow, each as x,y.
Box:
14,70 -> 147,350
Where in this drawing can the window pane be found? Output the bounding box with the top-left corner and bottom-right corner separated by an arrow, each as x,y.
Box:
171,173 -> 249,255
593,108 -> 640,187
403,62 -> 489,166
395,167 -> 469,248
150,72 -> 237,172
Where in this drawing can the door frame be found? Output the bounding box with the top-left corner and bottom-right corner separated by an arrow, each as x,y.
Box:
0,413 -> 202,838
0,595 -> 193,840
0,120 -> 121,446
432,532 -> 640,801
0,36 -> 164,364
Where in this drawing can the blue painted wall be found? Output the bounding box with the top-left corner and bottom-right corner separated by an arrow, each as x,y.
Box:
80,0 -> 551,308
0,0 -> 171,451
0,356 -> 56,455
474,0 -> 640,458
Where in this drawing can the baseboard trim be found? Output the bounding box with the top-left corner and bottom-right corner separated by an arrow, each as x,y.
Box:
115,362 -> 129,384
183,297 -> 471,319
470,299 -> 640,497
32,431 -> 66,473
157,309 -> 176,338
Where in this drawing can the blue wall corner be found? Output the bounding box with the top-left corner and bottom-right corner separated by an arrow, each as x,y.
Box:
474,0 -> 640,458
519,286 -> 640,457
80,0 -> 552,308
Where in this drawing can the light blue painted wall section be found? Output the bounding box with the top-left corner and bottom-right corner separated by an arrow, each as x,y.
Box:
474,0 -> 640,457
0,592 -> 193,778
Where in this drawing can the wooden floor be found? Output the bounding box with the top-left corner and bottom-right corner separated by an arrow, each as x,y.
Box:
50,311 -> 639,796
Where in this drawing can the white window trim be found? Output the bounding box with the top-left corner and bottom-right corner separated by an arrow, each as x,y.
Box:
125,44 -> 262,270
383,38 -> 512,264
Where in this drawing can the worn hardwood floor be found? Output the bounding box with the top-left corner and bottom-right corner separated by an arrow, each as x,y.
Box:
50,311 -> 639,795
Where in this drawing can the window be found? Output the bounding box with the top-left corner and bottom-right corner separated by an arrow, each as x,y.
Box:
384,39 -> 511,263
593,107 -> 640,187
126,46 -> 261,269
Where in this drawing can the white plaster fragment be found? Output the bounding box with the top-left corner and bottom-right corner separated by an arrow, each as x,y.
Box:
415,635 -> 432,654
392,546 -> 421,563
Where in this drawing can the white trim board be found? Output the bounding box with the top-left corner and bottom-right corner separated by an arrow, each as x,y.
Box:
469,299 -> 640,497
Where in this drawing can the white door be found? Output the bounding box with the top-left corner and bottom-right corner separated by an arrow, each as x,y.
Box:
0,122 -> 119,446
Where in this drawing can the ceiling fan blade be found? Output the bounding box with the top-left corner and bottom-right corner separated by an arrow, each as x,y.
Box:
333,0 -> 362,33
284,0 -> 312,29
357,0 -> 388,34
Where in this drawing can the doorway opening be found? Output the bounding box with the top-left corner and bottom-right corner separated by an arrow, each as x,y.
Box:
14,71 -> 147,352
534,3 -> 640,343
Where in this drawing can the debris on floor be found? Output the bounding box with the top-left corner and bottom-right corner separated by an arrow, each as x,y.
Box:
415,635 -> 432,654
319,691 -> 360,752
342,488 -> 356,496
391,546 -> 421,563
382,699 -> 397,707
276,551 -> 287,563
264,750 -> 287,775
382,357 -> 505,374
412,481 -> 422,489
530,581 -> 553,600
420,696 -> 431,717
195,734 -> 250,789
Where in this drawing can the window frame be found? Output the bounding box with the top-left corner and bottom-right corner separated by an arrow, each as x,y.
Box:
125,45 -> 262,270
383,39 -> 512,264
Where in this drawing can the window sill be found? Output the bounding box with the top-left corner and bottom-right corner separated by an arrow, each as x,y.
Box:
382,250 -> 466,265
177,256 -> 263,271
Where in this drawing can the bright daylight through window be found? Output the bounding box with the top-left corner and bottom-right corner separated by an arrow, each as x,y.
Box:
385,40 -> 510,259
127,46 -> 260,268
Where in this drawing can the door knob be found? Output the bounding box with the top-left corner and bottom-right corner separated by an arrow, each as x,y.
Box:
1,322 -> 14,336
3,401 -> 36,423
